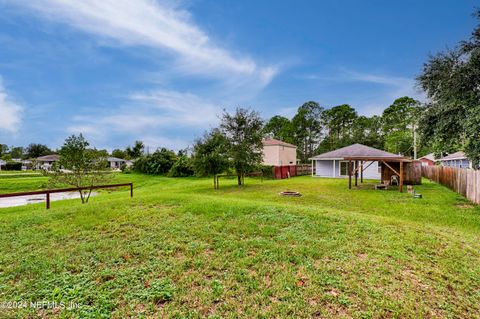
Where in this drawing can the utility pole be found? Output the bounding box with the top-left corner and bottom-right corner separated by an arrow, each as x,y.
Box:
413,124 -> 417,160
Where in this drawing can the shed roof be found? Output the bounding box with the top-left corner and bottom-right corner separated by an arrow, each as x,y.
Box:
262,138 -> 296,148
419,153 -> 436,161
310,143 -> 403,160
37,154 -> 60,161
439,151 -> 467,161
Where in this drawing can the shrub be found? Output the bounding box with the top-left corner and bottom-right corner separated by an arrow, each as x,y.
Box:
168,156 -> 194,177
133,148 -> 177,175
5,161 -> 22,171
254,165 -> 274,179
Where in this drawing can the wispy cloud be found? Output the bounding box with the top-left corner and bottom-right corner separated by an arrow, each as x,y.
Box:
9,0 -> 277,86
67,89 -> 221,150
0,76 -> 23,133
299,68 -> 424,116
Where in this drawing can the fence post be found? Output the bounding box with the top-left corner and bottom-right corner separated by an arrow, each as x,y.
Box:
46,192 -> 50,209
130,183 -> 133,197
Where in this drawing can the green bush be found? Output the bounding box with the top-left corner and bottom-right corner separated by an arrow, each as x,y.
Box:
168,156 -> 194,177
255,165 -> 274,179
133,148 -> 177,175
4,161 -> 22,171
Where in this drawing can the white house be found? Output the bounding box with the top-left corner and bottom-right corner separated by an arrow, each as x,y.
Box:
107,157 -> 132,170
36,154 -> 60,170
309,144 -> 403,179
438,151 -> 472,169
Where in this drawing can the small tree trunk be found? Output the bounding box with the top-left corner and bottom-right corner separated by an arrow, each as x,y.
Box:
237,174 -> 242,186
85,188 -> 93,203
78,190 -> 85,204
213,175 -> 217,189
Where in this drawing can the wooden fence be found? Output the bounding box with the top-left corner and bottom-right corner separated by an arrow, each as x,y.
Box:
422,166 -> 480,204
0,183 -> 133,209
273,164 -> 313,179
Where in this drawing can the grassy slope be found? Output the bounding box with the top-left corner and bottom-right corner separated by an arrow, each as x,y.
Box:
0,174 -> 479,318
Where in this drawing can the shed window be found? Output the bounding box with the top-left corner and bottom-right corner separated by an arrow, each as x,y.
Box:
340,161 -> 355,176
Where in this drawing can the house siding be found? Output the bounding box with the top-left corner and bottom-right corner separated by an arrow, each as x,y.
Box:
314,160 -> 381,179
262,145 -> 296,166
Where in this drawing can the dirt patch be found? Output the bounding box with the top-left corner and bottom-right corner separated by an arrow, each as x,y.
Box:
456,203 -> 475,209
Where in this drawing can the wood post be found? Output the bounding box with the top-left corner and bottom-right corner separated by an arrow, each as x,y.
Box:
348,160 -> 352,189
399,161 -> 404,193
355,160 -> 358,186
46,192 -> 50,209
130,183 -> 133,197
360,161 -> 363,183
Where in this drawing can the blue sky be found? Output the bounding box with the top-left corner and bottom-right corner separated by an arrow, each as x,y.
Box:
0,0 -> 477,151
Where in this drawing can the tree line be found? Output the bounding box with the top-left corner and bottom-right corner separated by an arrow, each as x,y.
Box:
263,96 -> 424,163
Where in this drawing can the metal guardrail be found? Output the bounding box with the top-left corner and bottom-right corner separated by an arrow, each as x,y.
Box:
0,183 -> 133,209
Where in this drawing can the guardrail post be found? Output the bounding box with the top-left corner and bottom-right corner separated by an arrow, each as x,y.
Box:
130,183 -> 133,197
46,192 -> 50,209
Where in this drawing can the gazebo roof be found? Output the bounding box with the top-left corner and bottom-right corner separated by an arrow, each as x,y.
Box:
310,144 -> 405,161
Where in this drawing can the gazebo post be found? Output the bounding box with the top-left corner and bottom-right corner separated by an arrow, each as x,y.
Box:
355,160 -> 358,186
360,160 -> 363,183
348,160 -> 352,189
399,161 -> 404,192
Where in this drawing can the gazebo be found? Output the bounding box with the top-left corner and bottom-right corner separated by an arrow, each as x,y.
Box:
310,144 -> 421,192
343,155 -> 413,192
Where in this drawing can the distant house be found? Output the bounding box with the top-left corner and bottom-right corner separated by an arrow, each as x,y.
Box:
439,151 -> 472,169
0,159 -> 5,171
262,138 -> 297,166
419,153 -> 436,166
107,157 -> 132,170
36,154 -> 60,170
310,144 -> 403,179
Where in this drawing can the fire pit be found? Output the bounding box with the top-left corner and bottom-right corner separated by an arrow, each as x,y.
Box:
279,191 -> 302,197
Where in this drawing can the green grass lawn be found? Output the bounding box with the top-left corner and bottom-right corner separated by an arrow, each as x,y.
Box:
0,174 -> 479,318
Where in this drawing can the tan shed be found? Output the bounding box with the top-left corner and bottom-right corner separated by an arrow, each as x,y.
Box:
262,138 -> 297,166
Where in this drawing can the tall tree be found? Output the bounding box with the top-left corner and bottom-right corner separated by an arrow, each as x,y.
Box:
9,146 -> 24,159
417,9 -> 480,167
126,141 -> 145,159
25,143 -> 52,158
47,134 -> 111,204
352,115 -> 384,149
192,129 -> 230,189
321,104 -> 357,151
0,144 -> 8,157
291,101 -> 324,163
381,96 -> 420,156
220,108 -> 264,186
263,115 -> 293,143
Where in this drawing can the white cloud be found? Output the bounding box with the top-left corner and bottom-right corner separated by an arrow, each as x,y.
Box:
300,68 -> 425,116
10,0 -> 277,85
67,89 -> 221,150
0,77 -> 23,133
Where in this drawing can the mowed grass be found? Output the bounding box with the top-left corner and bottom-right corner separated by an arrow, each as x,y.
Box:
0,174 -> 479,318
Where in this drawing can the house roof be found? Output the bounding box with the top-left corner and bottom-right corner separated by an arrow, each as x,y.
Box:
107,157 -> 127,162
262,138 -> 296,148
419,153 -> 436,161
439,151 -> 467,161
310,143 -> 403,160
37,154 -> 60,161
